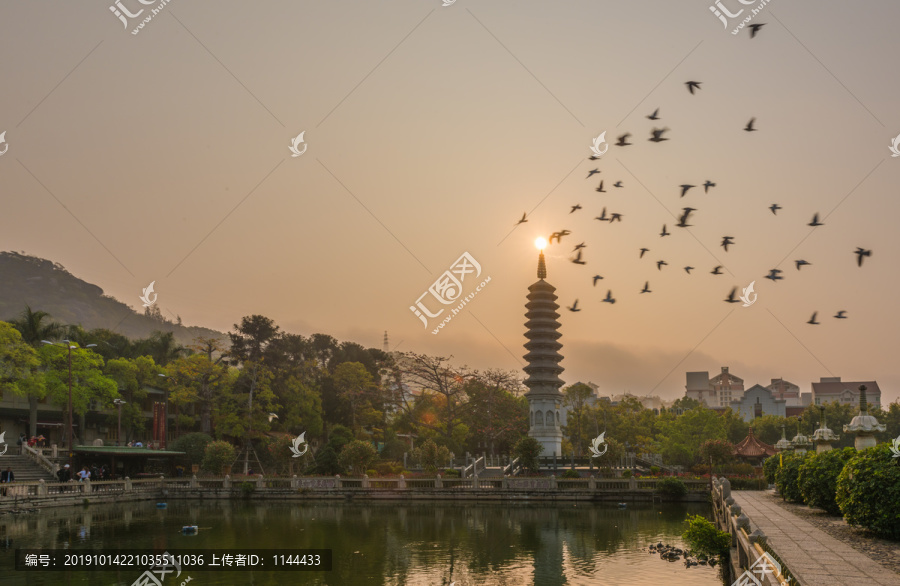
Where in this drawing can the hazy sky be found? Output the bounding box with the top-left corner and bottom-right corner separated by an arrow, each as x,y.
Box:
2,1 -> 898,403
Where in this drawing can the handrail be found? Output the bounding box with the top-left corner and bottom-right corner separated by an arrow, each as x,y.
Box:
21,444 -> 58,476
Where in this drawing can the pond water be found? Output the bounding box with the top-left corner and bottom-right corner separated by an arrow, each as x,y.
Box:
0,499 -> 727,585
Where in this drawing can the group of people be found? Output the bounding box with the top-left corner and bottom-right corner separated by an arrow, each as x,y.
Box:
16,433 -> 47,450
55,464 -> 111,483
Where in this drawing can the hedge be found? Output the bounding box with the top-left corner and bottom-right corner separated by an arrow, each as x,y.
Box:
835,445 -> 900,539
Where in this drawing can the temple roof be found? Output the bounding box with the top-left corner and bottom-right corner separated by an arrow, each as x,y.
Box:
734,427 -> 777,458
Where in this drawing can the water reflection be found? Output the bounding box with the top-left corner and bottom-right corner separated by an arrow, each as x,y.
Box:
0,500 -> 725,585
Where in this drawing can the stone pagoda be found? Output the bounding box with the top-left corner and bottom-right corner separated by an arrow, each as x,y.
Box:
523,249 -> 565,457
774,424 -> 793,453
811,405 -> 840,453
790,419 -> 812,455
843,385 -> 886,450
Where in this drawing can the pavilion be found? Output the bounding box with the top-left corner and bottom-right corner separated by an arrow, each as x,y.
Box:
733,427 -> 776,467
73,445 -> 186,479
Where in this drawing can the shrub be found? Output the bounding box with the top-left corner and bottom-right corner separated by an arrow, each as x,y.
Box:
513,437 -> 544,473
442,468 -> 460,478
621,469 -> 633,479
775,452 -> 808,503
338,440 -> 378,476
726,477 -> 767,490
201,440 -> 236,474
373,461 -> 404,476
239,481 -> 255,498
380,438 -> 408,462
682,514 -> 730,557
798,447 -> 856,515
312,445 -> 341,475
170,432 -> 213,465
656,477 -> 687,499
649,466 -> 660,476
762,455 -> 779,484
561,469 -> 580,479
365,469 -> 377,477
412,439 -> 451,474
836,445 -> 900,539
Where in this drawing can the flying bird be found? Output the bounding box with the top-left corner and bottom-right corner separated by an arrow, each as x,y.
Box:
749,23 -> 766,38
573,242 -> 586,251
592,275 -> 604,286
649,127 -> 670,142
854,247 -> 872,267
807,312 -> 820,325
589,155 -> 600,161
595,207 -> 609,221
795,260 -> 811,270
765,269 -> 783,281
684,266 -> 694,274
660,224 -> 670,237
602,290 -> 616,304
613,181 -> 624,188
570,204 -> 582,213
609,213 -> 623,222
679,184 -> 695,197
571,249 -> 586,265
744,118 -> 757,132
586,168 -> 600,179
616,133 -> 632,146
515,212 -> 528,225
640,281 -> 651,294
685,81 -> 702,94
721,236 -> 734,252
568,299 -> 581,312
711,266 -> 723,275
769,203 -> 781,215
657,260 -> 668,270
549,230 -> 571,244
647,108 -> 660,120
639,248 -> 649,258
834,310 -> 848,319
703,180 -> 716,193
595,180 -> 607,193
267,413 -> 279,422
808,213 -> 823,227
725,287 -> 741,303
677,207 -> 696,227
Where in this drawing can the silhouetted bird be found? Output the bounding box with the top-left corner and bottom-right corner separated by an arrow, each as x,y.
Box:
725,287 -> 740,303
573,242 -> 586,251
749,23 -> 765,38
680,184 -> 695,197
593,275 -> 604,286
770,203 -> 781,215
703,180 -> 716,193
616,133 -> 632,146
807,312 -> 819,325
834,310 -> 847,319
572,249 -> 586,265
609,213 -> 623,222
808,213 -> 823,227
549,230 -> 571,244
657,260 -> 668,270
596,180 -> 606,193
686,81 -> 702,94
640,281 -> 651,294
795,260 -> 811,270
677,207 -> 696,227
744,118 -> 757,132
765,269 -> 783,281
568,299 -> 581,312
647,108 -> 660,120
711,266 -> 723,275
613,181 -> 624,188
640,248 -> 649,258
854,247 -> 872,267
721,236 -> 734,252
684,266 -> 694,274
586,168 -> 600,179
595,207 -> 609,221
649,127 -> 670,142
602,290 -> 616,304
570,204 -> 582,213
660,224 -> 670,237
516,212 -> 528,225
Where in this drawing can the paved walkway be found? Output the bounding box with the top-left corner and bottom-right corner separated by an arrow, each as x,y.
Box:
732,490 -> 898,586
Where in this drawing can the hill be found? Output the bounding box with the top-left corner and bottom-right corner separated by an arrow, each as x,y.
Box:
0,251 -> 227,347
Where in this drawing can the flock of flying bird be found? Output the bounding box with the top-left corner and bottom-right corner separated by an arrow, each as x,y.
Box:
514,50 -> 874,325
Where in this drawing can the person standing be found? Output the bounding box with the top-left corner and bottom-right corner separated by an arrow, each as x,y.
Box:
0,467 -> 14,496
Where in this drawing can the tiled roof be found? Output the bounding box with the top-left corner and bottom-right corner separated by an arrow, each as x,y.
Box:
734,427 -> 777,458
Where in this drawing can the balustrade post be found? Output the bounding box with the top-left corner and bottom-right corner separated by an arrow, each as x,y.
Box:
398,474 -> 406,489
549,475 -> 557,490
435,474 -> 442,489
334,475 -> 342,489
362,474 -> 369,489
629,477 -> 637,490
191,475 -> 198,489
256,474 -> 265,489
38,479 -> 47,496
125,477 -> 133,491
473,473 -> 479,490
83,478 -> 91,494
223,475 -> 232,489
502,475 -> 508,489
291,475 -> 298,489
589,476 -> 596,490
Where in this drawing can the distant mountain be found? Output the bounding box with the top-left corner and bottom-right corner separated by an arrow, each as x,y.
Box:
0,251 -> 227,346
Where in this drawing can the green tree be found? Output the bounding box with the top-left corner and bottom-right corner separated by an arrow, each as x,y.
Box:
561,383 -> 595,458
464,371 -> 527,456
412,439 -> 451,474
167,339 -> 231,435
682,514 -> 731,557
333,362 -> 381,435
513,436 -> 544,473
699,439 -> 735,475
657,406 -> 725,467
104,355 -> 161,443
202,440 -> 236,474
170,432 -> 214,466
0,322 -> 45,434
8,306 -> 64,436
338,440 -> 378,476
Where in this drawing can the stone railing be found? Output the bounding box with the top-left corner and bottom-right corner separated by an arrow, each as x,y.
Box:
21,444 -> 59,476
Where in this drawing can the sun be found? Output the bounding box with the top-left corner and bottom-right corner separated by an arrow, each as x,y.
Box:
534,237 -> 547,250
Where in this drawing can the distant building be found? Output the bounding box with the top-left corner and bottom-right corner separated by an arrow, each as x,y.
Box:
730,384 -> 786,422
608,392 -> 674,414
811,377 -> 881,409
766,378 -> 802,406
686,367 -> 744,408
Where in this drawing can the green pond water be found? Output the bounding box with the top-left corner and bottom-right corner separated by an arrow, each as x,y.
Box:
0,499 -> 727,585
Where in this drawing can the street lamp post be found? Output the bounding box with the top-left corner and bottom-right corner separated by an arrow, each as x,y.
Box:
41,340 -> 96,458
113,399 -> 127,446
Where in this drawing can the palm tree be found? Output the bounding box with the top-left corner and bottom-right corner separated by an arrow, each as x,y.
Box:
9,305 -> 65,436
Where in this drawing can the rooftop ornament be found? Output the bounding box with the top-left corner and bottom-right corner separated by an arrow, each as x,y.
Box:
843,385 -> 886,450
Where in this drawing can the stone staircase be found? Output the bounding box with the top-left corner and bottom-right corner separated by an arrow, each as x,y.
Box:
0,455 -> 57,483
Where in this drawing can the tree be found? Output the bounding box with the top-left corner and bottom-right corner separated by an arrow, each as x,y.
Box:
397,353 -> 472,452
513,436 -> 544,473
657,406 -> 725,467
338,440 -> 378,476
167,338 -> 230,435
333,362 -> 380,435
412,439 -> 451,473
464,371 -> 527,455
561,383 -> 595,458
104,355 -> 161,443
699,439 -> 735,475
0,322 -> 45,424
8,306 -> 64,436
202,440 -> 236,474
170,432 -> 214,466
682,515 -> 731,557
134,331 -> 187,366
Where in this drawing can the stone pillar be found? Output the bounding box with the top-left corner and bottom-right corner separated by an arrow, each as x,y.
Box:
191,475 -> 199,489
362,474 -> 370,488
334,475 -> 342,489
549,475 -> 557,490
291,475 -> 298,489
38,479 -> 47,496
502,475 -> 508,489
398,474 -> 406,489
223,475 -> 232,489
629,477 -> 637,490
84,478 -> 91,494
588,476 -> 596,490
256,474 -> 265,489
435,474 -> 442,489
473,474 -> 479,490
125,477 -> 133,491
